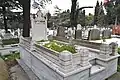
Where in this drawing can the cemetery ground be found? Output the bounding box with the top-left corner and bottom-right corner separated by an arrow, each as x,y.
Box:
0,53 -> 30,80
0,42 -> 119,80
0,48 -> 120,80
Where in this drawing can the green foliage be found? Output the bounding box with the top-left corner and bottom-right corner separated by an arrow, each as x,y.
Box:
118,47 -> 120,54
85,13 -> 94,26
105,1 -> 116,25
94,1 -> 100,25
1,52 -> 20,61
43,41 -> 76,53
0,0 -> 22,32
2,38 -> 19,45
77,10 -> 85,27
117,65 -> 120,72
104,0 -> 120,25
37,40 -> 48,42
94,1 -> 105,27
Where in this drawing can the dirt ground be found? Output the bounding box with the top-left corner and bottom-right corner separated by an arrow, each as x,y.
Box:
0,58 -> 9,80
0,58 -> 29,80
9,65 -> 30,80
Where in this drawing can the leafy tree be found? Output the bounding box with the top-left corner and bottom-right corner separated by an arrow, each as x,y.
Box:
0,0 -> 21,33
105,0 -> 116,25
70,0 -> 77,28
97,2 -> 105,27
13,0 -> 51,37
85,13 -> 94,26
104,0 -> 120,25
51,9 -> 70,27
77,10 -> 85,27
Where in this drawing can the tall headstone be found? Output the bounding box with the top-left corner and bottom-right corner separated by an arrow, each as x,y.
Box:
77,24 -> 82,30
31,10 -> 47,41
75,30 -> 82,39
102,30 -> 111,39
57,26 -> 65,37
88,29 -> 100,40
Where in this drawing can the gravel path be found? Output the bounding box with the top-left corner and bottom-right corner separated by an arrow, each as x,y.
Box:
10,65 -> 30,80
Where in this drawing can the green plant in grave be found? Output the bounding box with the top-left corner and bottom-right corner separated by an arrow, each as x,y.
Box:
44,41 -> 76,53
44,42 -> 62,52
1,52 -> 20,61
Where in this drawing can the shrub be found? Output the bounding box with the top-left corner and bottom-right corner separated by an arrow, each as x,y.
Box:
118,47 -> 120,54
2,38 -> 19,45
44,41 -> 76,53
1,52 -> 20,61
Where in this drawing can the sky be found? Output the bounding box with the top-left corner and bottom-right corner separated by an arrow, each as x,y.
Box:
30,0 -> 104,15
45,0 -> 104,15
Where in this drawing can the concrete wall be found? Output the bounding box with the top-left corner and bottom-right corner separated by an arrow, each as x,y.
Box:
0,45 -> 19,56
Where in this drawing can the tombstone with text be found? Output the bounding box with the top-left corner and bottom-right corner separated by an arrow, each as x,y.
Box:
88,29 -> 100,40
102,30 -> 111,39
31,11 -> 47,41
76,30 -> 82,39
77,24 -> 82,30
57,26 -> 65,37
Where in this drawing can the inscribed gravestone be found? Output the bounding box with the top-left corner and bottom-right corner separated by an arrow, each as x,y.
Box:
77,24 -> 82,30
57,26 -> 65,37
31,10 -> 47,41
88,29 -> 100,40
102,30 -> 111,39
76,30 -> 82,39
3,32 -> 13,39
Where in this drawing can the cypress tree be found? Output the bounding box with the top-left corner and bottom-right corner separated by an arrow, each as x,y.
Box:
94,0 -> 100,25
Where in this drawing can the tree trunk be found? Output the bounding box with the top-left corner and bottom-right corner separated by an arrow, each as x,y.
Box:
70,0 -> 77,28
2,6 -> 8,33
22,0 -> 30,37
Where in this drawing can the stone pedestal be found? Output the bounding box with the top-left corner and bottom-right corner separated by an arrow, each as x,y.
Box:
59,51 -> 74,73
79,48 -> 89,67
99,43 -> 111,59
31,10 -> 47,41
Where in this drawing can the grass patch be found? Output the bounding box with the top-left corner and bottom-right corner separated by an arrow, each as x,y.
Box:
0,52 -> 20,61
36,39 -> 48,43
2,38 -> 19,45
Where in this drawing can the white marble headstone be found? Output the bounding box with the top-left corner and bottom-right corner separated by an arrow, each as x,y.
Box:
3,33 -> 13,39
31,10 -> 47,41
77,24 -> 82,30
